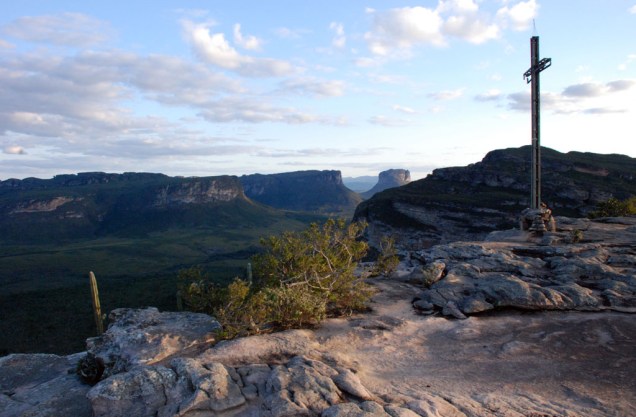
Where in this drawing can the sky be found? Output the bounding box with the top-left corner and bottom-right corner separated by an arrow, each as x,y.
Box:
1,1 -> 635,181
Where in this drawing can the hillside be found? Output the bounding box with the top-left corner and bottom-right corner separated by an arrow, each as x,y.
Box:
354,146 -> 636,248
0,172 -> 326,354
240,170 -> 362,216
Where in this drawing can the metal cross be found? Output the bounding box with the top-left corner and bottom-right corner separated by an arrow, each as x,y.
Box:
523,36 -> 551,210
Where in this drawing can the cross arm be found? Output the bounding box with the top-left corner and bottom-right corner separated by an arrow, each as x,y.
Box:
524,58 -> 552,83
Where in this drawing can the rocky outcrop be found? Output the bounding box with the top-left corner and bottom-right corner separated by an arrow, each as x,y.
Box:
86,307 -> 221,378
361,169 -> 410,199
354,146 -> 636,249
407,216 -> 636,317
240,170 -> 362,215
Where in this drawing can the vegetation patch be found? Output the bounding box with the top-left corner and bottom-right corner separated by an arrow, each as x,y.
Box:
180,219 -> 375,339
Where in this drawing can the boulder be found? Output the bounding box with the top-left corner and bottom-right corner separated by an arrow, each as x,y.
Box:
264,356 -> 343,416
86,307 -> 220,377
87,366 -> 178,417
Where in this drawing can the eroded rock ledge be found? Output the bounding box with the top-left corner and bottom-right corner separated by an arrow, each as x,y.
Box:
406,217 -> 636,318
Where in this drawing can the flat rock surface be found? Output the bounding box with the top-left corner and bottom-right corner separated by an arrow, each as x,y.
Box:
315,278 -> 636,417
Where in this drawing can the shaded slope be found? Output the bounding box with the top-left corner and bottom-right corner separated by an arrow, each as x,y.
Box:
240,170 -> 362,215
354,146 -> 636,247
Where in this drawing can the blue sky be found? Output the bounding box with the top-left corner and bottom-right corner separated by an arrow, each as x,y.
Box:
1,1 -> 635,180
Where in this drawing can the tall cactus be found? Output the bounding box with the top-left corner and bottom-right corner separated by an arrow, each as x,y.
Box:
246,262 -> 253,285
89,271 -> 104,335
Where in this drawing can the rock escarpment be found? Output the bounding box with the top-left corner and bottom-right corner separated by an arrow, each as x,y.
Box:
240,170 -> 362,215
354,146 -> 636,249
0,173 -> 250,242
361,169 -> 411,199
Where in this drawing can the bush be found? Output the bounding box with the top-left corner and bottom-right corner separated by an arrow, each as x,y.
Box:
589,197 -> 636,218
372,235 -> 400,277
179,219 -> 373,339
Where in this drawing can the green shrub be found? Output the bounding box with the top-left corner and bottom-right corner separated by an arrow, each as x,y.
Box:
569,229 -> 584,244
589,197 -> 636,218
179,219 -> 373,339
372,235 -> 400,277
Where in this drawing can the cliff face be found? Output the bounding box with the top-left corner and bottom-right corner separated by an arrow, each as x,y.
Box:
0,173 -> 248,243
354,146 -> 636,248
361,169 -> 411,199
240,170 -> 362,214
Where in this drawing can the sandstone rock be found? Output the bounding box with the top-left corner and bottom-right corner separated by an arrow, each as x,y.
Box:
170,358 -> 246,414
322,401 -> 390,417
87,366 -> 177,417
349,316 -> 405,331
332,369 -> 373,401
412,299 -> 435,313
383,405 -> 422,417
408,261 -> 446,287
410,219 -> 636,316
442,301 -> 467,320
199,329 -> 319,366
0,353 -> 91,417
264,356 -> 343,417
407,395 -> 468,417
86,307 -> 220,377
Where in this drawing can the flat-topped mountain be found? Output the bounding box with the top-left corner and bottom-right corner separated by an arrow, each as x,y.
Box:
0,172 -> 252,243
354,146 -> 636,248
360,168 -> 411,199
240,170 -> 362,215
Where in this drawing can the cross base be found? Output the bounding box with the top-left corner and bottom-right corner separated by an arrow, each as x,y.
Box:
520,206 -> 556,235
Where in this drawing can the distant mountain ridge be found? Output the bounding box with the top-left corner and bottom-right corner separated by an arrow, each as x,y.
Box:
354,146 -> 636,248
0,169 -> 362,244
0,173 -> 252,243
361,169 -> 411,199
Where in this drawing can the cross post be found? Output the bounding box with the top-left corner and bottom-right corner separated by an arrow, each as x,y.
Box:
523,36 -> 551,210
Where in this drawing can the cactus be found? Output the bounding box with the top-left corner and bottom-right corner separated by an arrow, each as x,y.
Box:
246,262 -> 253,285
176,289 -> 183,311
89,271 -> 104,335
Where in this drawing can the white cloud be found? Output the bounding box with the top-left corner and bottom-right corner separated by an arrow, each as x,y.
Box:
630,5 -> 636,14
618,53 -> 636,71
437,0 -> 479,14
3,145 -> 26,155
507,79 -> 636,114
277,77 -> 345,97
428,88 -> 465,100
368,115 -> 411,127
182,20 -> 293,77
363,1 -> 539,57
197,97 -> 320,124
443,14 -> 499,44
393,104 -> 416,114
2,13 -> 113,47
329,22 -> 346,48
233,24 -> 262,50
0,39 -> 14,49
475,89 -> 502,101
496,0 -> 539,31
364,6 -> 445,56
